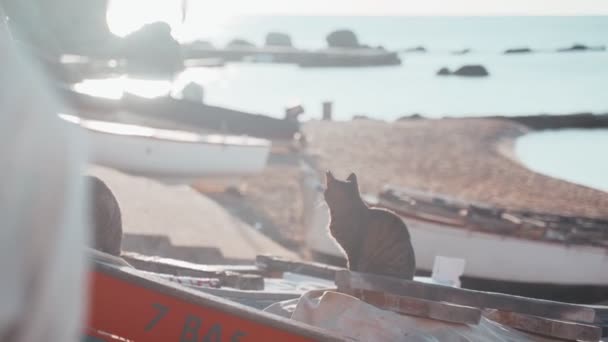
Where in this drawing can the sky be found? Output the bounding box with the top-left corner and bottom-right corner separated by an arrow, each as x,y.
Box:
192,0 -> 608,15
110,0 -> 608,17
107,0 -> 608,38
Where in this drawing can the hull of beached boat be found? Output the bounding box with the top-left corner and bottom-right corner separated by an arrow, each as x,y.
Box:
60,114 -> 271,180
87,261 -> 342,341
307,203 -> 608,288
59,88 -> 300,141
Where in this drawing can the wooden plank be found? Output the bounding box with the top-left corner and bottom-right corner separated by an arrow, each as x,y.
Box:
88,261 -> 346,342
586,305 -> 608,337
122,252 -> 260,277
335,270 -> 596,324
120,252 -> 266,290
344,288 -> 481,325
223,272 -> 265,291
483,310 -> 601,342
256,255 -> 344,280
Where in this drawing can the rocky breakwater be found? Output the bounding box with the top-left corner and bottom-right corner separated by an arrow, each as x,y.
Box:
298,29 -> 401,67
183,29 -> 400,68
265,32 -> 293,48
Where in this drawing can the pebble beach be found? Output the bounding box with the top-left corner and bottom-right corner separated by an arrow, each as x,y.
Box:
238,118 -> 608,246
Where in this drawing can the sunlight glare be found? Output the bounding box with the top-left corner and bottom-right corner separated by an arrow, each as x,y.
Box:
106,0 -> 235,42
74,77 -> 173,100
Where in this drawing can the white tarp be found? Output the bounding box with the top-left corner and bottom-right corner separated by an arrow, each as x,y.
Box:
267,291 -> 559,341
0,9 -> 89,342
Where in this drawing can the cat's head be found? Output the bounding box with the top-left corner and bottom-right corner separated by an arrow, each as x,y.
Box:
324,171 -> 360,210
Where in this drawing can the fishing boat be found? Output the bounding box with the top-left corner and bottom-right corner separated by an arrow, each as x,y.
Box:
86,252 -> 608,341
87,253 -> 345,341
59,86 -> 300,141
60,114 -> 270,181
306,185 -> 608,303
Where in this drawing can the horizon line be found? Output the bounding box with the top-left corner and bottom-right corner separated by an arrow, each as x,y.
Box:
210,12 -> 608,16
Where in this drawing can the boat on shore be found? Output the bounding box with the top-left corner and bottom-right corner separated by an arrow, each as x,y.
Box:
307,185 -> 608,303
88,253 -> 345,341
60,114 -> 270,181
87,251 -> 608,341
59,87 -> 300,142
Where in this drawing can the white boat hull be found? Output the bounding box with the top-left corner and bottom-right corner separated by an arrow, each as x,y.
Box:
307,203 -> 608,286
60,114 -> 271,180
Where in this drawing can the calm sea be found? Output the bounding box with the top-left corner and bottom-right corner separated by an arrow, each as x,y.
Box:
92,16 -> 608,120
165,16 -> 608,120
183,16 -> 608,192
92,16 -> 608,191
515,129 -> 608,192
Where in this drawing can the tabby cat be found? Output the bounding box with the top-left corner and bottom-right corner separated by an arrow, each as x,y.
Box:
324,171 -> 416,279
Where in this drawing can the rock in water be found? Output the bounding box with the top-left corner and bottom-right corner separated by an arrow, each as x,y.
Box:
181,82 -> 204,103
265,32 -> 292,47
453,65 -> 489,77
437,65 -> 489,77
397,114 -> 424,121
227,39 -> 256,48
402,46 -> 427,53
452,48 -> 471,55
437,67 -> 452,76
326,30 -> 360,48
352,114 -> 371,121
504,47 -> 533,54
122,22 -> 183,75
557,44 -> 606,52
190,40 -> 215,49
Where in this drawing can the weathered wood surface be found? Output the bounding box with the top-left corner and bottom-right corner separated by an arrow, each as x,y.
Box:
483,310 -> 601,342
60,88 -> 301,141
123,94 -> 300,140
121,253 -> 266,290
256,255 -> 345,280
122,252 -> 260,278
223,272 -> 265,291
586,305 -> 608,337
344,288 -> 481,325
335,270 -> 596,324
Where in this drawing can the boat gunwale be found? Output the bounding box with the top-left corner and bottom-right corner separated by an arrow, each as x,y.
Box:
60,113 -> 271,148
378,200 -> 608,252
377,187 -> 608,250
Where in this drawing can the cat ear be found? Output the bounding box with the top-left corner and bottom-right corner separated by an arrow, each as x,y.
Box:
325,170 -> 336,186
347,172 -> 358,186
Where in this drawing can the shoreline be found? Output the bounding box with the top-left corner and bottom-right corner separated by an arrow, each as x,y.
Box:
232,117 -> 608,248
396,112 -> 608,130
514,128 -> 608,193
302,118 -> 608,218
72,92 -> 608,248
